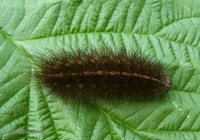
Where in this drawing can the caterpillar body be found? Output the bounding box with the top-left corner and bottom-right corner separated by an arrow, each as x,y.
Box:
35,48 -> 172,101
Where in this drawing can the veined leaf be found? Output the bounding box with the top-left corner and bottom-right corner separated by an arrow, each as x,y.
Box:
0,0 -> 200,139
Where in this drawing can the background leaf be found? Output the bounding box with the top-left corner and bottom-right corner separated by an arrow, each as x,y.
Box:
1,0 -> 200,139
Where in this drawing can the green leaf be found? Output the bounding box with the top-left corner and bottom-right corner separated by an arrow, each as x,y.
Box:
1,0 -> 200,139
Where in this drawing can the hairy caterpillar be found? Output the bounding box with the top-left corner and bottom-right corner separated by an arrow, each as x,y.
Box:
35,48 -> 172,101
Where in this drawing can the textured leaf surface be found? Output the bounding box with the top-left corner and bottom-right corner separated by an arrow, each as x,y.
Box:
1,0 -> 200,139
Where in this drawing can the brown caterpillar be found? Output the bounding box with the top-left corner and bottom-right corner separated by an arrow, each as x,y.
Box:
35,48 -> 172,101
